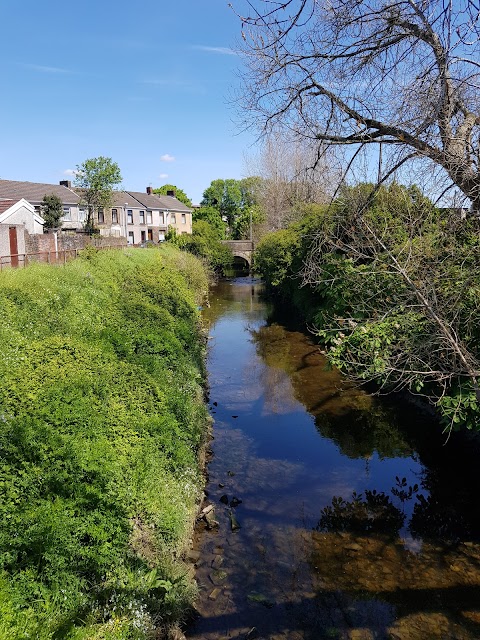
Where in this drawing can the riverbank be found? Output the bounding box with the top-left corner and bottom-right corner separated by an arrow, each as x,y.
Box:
0,246 -> 210,639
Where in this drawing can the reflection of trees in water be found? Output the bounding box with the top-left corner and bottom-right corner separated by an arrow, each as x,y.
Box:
250,314 -> 480,543
315,408 -> 414,460
317,490 -> 405,537
316,473 -> 480,544
250,322 -> 413,460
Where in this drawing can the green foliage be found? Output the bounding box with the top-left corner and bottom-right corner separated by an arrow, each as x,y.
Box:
75,157 -> 122,232
40,194 -> 63,230
153,185 -> 192,208
253,182 -> 480,431
0,246 -> 209,638
175,220 -> 233,273
201,177 -> 259,236
232,204 -> 265,240
192,206 -> 227,238
253,228 -> 301,288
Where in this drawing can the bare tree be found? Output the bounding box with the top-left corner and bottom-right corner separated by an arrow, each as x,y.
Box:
245,132 -> 335,231
235,0 -> 480,209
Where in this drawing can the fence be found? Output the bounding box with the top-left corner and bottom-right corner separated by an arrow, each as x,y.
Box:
0,246 -> 123,271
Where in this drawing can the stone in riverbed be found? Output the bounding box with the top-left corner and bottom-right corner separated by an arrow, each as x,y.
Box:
219,494 -> 229,504
229,511 -> 241,531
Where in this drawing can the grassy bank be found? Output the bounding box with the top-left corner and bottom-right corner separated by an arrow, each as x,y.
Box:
0,245 -> 209,639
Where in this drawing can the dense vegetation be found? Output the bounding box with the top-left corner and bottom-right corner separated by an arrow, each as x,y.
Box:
0,246 -> 209,639
254,183 -> 480,432
172,220 -> 233,274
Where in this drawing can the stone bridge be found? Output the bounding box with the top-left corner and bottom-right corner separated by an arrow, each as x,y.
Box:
222,240 -> 254,269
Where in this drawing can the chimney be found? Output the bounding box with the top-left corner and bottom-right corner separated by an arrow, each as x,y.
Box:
166,189 -> 175,197
59,180 -> 72,188
146,186 -> 152,195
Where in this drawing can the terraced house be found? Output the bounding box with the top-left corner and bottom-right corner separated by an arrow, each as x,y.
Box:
0,180 -> 193,243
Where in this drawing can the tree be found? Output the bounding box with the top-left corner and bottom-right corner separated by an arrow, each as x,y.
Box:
236,0 -> 480,210
245,132 -> 333,232
40,194 -> 63,230
153,184 -> 192,207
201,178 -> 259,232
175,220 -> 234,272
193,205 -> 228,238
75,157 -> 122,232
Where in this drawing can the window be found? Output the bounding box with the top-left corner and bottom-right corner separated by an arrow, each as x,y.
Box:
147,211 -> 152,224
159,212 -> 165,225
78,208 -> 86,223
127,210 -> 133,224
128,231 -> 134,245
98,207 -> 104,224
112,208 -> 118,223
62,207 -> 72,221
181,213 -> 186,224
170,213 -> 176,224
34,205 -> 41,215
159,231 -> 165,242
139,210 -> 145,224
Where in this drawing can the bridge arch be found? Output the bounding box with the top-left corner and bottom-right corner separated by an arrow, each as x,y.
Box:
222,240 -> 254,269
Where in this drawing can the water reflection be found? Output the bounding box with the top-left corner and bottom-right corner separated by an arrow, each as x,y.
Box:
188,278 -> 480,640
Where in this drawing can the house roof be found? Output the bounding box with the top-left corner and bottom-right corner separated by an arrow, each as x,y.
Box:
111,191 -> 145,209
0,198 -> 45,225
0,199 -> 17,214
0,180 -> 80,205
126,191 -> 192,213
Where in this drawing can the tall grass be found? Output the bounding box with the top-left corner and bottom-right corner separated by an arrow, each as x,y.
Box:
0,245 -> 209,639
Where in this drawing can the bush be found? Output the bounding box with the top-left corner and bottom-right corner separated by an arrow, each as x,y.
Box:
0,246 -> 209,638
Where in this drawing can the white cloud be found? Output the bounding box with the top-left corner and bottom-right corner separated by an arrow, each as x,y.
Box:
63,169 -> 78,176
160,154 -> 175,162
23,63 -> 71,74
159,173 -> 169,179
193,45 -> 236,56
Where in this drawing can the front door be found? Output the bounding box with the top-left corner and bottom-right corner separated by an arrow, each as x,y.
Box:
9,226 -> 18,267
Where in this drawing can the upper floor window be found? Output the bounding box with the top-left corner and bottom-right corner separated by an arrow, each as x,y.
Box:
147,211 -> 152,224
98,207 -> 104,224
181,213 -> 186,224
159,212 -> 165,225
170,213 -> 176,224
139,210 -> 145,224
127,210 -> 133,224
112,208 -> 118,224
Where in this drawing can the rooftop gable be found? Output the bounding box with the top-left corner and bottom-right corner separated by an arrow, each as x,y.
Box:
0,198 -> 45,225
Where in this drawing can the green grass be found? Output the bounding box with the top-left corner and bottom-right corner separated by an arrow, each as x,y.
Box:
0,245 -> 209,639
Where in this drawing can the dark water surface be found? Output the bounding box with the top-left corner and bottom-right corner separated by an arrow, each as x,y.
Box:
187,278 -> 480,640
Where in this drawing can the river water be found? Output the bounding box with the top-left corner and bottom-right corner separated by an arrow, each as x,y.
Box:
187,277 -> 480,640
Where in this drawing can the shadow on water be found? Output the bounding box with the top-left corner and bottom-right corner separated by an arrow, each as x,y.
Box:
187,277 -> 480,640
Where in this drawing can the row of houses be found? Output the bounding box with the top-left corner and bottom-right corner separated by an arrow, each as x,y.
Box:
0,179 -> 193,245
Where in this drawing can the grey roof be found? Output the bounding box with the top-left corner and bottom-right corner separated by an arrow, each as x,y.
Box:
105,191 -> 142,209
0,179 -> 80,204
126,191 -> 192,213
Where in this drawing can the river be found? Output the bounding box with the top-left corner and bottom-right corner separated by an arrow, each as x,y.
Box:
186,277 -> 480,640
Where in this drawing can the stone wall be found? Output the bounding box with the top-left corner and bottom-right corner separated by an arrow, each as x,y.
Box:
24,231 -> 126,257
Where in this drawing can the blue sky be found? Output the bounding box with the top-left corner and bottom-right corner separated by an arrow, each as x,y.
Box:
0,0 -> 255,203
